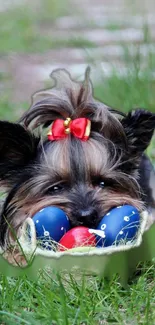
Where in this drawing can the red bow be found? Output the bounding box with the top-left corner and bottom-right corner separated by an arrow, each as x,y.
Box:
48,118 -> 91,141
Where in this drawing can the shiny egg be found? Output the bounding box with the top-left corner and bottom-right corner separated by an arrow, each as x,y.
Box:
96,205 -> 140,247
32,206 -> 70,249
58,226 -> 96,251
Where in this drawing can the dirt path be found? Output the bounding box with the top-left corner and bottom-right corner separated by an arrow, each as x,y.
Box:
0,0 -> 155,105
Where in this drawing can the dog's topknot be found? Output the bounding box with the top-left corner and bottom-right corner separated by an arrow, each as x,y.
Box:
19,68 -> 126,143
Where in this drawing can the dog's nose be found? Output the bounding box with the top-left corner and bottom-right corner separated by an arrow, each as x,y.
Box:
78,207 -> 97,222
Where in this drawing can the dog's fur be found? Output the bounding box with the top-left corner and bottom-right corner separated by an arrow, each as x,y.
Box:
0,68 -> 155,249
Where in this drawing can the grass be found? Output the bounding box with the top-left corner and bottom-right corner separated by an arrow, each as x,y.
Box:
94,71 -> 155,118
38,0 -> 70,23
93,42 -> 155,163
104,23 -> 125,31
0,265 -> 155,324
94,45 -> 155,115
0,6 -> 61,54
0,6 -> 49,54
58,37 -> 96,49
0,1 -> 95,54
0,265 -> 154,325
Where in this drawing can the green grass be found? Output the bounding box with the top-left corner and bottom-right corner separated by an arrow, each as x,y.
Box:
38,0 -> 70,23
93,43 -> 155,163
94,84 -> 155,164
94,45 -> 155,113
0,8 -> 47,53
0,265 -> 154,324
0,0 -> 95,55
104,23 -> 125,31
0,71 -> 26,120
59,37 -> 96,48
94,73 -> 155,114
0,1 -> 72,54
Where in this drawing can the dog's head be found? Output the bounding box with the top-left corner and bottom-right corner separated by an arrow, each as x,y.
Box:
0,68 -> 155,247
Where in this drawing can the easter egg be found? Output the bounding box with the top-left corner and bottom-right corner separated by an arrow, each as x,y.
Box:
96,205 -> 140,247
58,226 -> 96,251
32,206 -> 70,249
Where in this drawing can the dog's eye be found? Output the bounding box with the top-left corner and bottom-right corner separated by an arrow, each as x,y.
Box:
99,181 -> 105,188
92,177 -> 105,188
46,184 -> 65,194
53,185 -> 63,192
93,176 -> 119,189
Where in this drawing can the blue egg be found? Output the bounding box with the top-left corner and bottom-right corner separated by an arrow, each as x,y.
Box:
32,206 -> 70,249
96,205 -> 140,247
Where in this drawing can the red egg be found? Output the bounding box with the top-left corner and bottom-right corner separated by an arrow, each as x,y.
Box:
58,226 -> 96,251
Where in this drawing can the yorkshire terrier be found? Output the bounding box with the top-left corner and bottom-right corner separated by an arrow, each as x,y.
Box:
0,68 -> 155,250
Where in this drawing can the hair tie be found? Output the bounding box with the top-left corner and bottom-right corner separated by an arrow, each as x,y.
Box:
47,118 -> 91,141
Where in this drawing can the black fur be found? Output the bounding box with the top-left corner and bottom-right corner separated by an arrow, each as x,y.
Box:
0,121 -> 39,185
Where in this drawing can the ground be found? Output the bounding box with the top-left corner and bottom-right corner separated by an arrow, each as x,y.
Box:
0,0 -> 155,324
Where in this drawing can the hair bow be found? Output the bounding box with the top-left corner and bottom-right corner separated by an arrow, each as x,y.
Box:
48,118 -> 91,141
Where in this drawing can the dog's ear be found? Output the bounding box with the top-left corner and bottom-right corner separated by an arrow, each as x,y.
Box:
121,109 -> 155,155
0,121 -> 39,186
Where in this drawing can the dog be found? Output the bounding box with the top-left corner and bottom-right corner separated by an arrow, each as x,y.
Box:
0,68 -> 155,250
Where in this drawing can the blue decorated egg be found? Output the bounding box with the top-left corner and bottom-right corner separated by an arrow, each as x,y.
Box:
96,205 -> 140,247
32,206 -> 70,249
